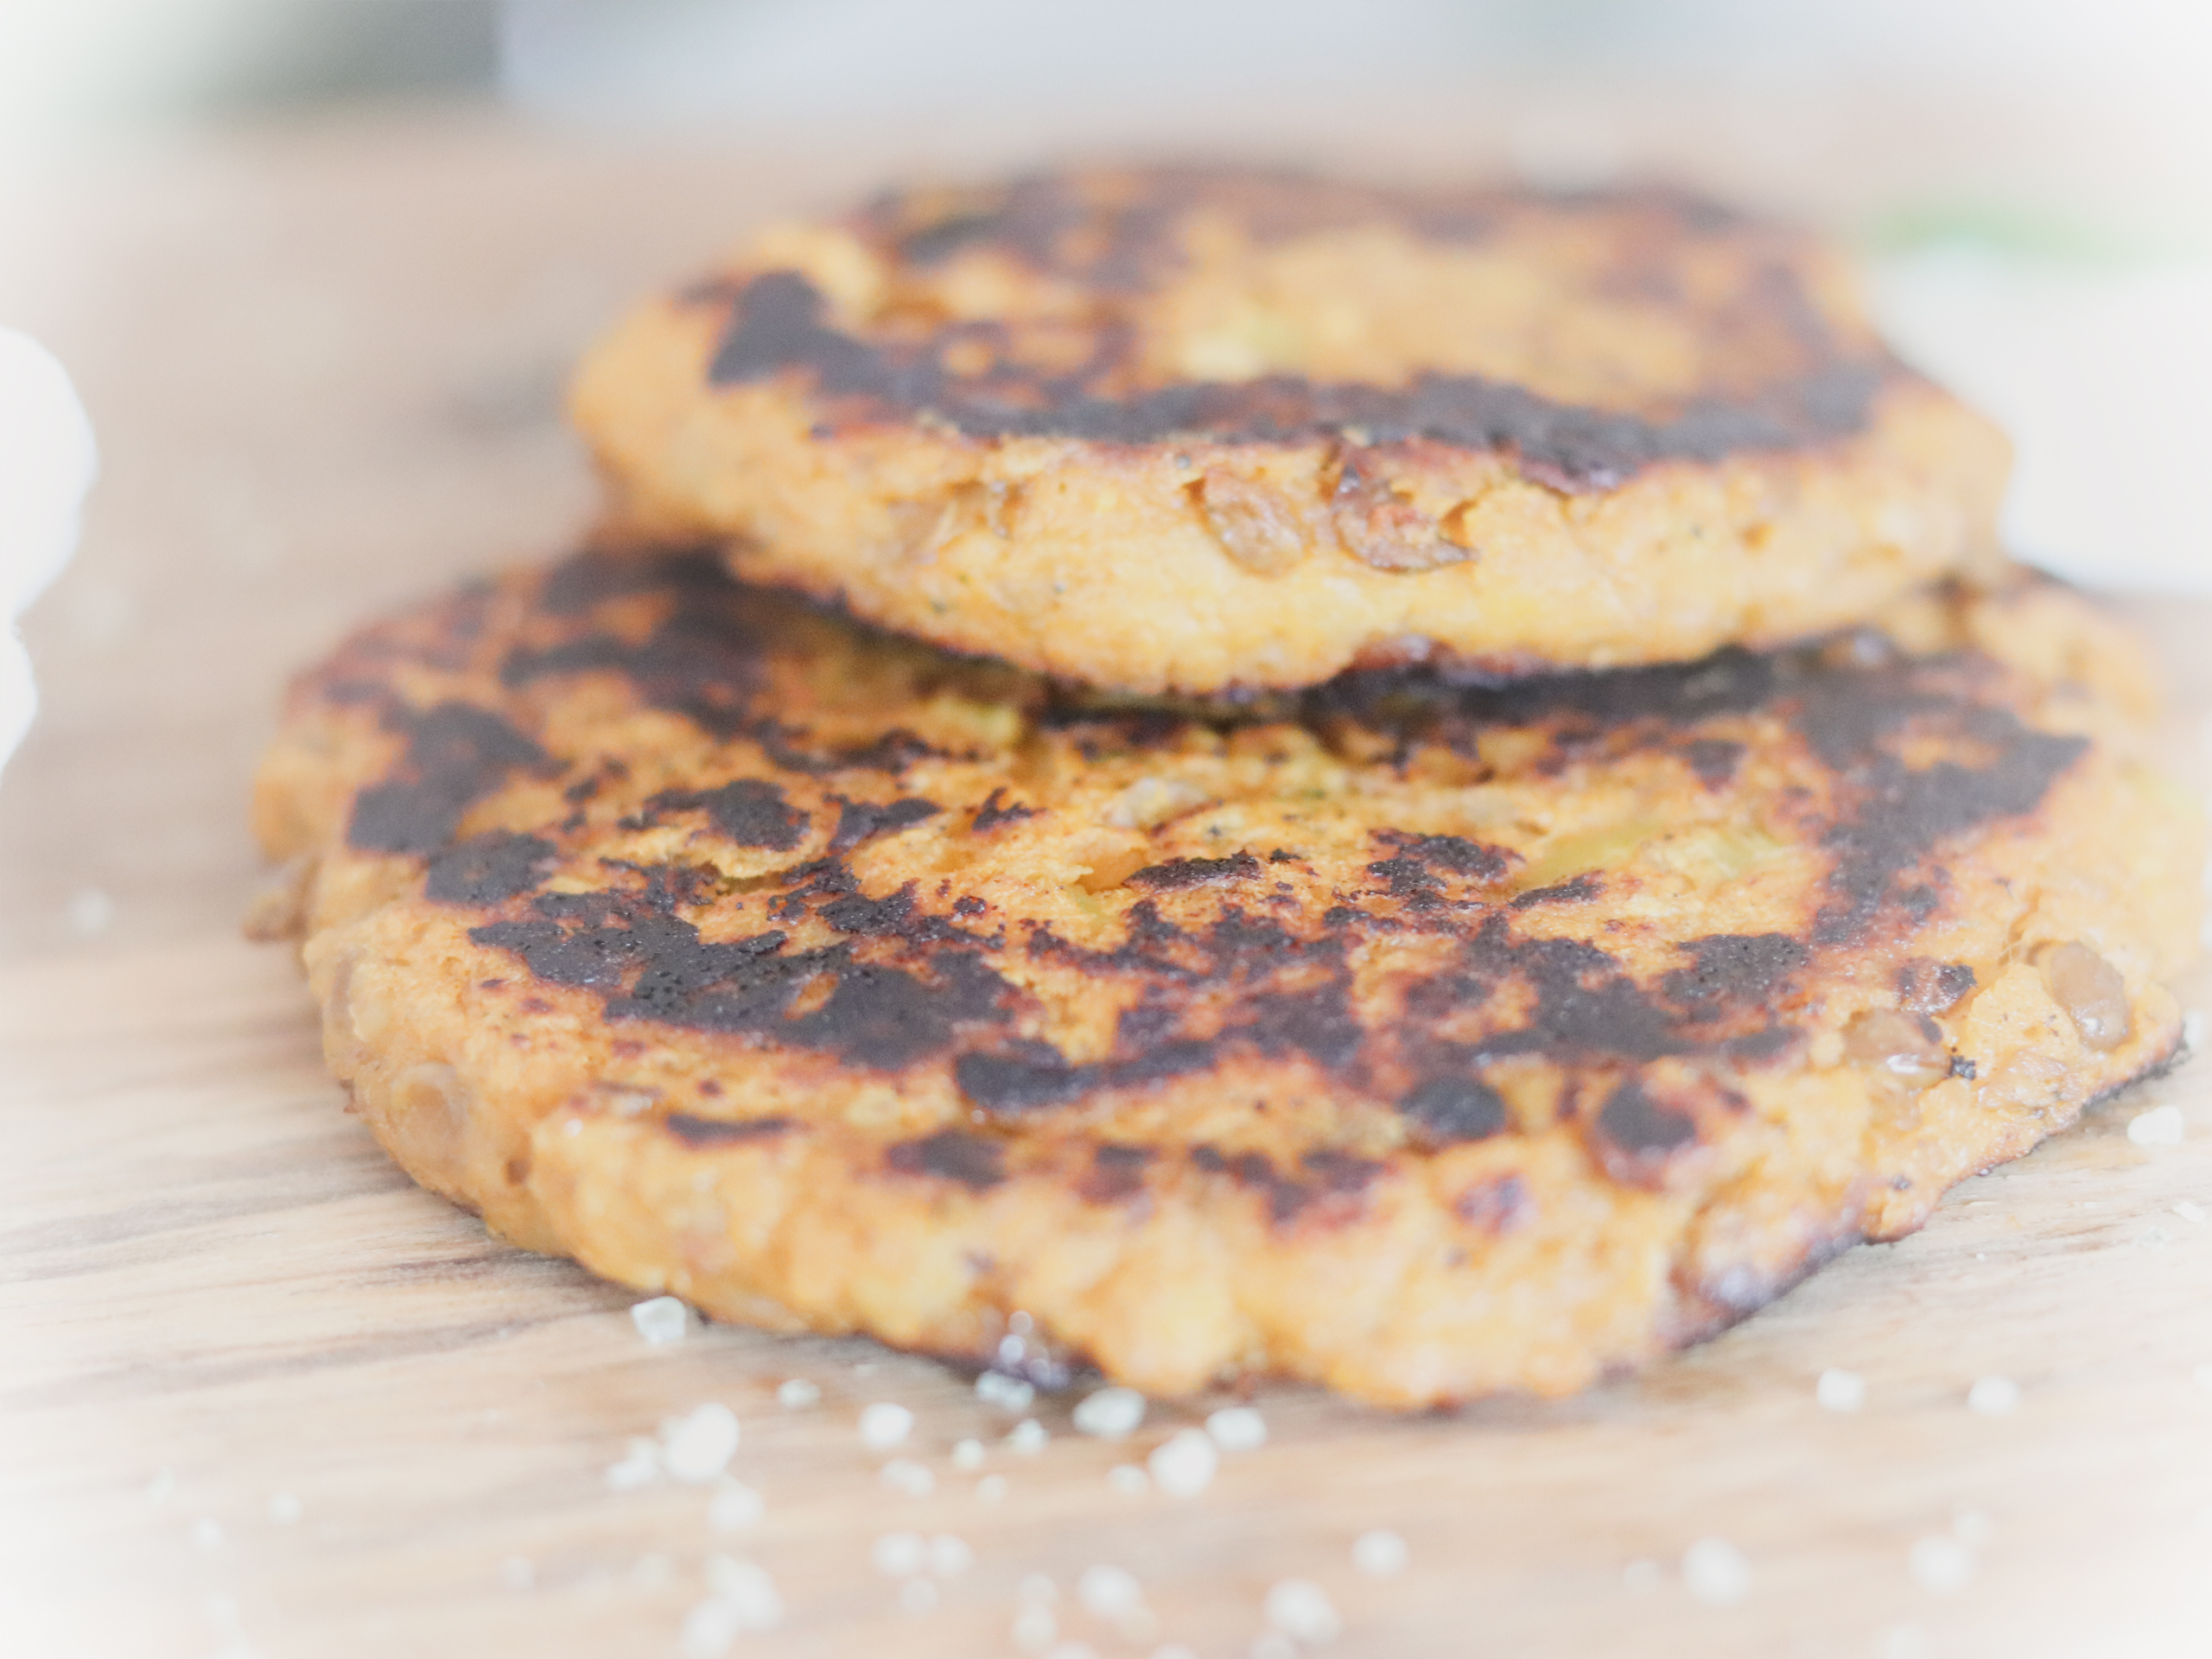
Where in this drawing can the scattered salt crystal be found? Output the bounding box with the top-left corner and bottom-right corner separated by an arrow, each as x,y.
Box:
607,1437 -> 660,1490
190,1518 -> 225,1551
1019,1574 -> 1058,1603
1249,1636 -> 1297,1659
872,1532 -> 926,1577
68,887 -> 113,936
977,1371 -> 1037,1412
1147,1429 -> 1218,1497
1108,1464 -> 1150,1495
2185,1010 -> 2208,1054
1908,1535 -> 1974,1593
776,1377 -> 820,1408
977,1475 -> 1008,1504
708,1480 -> 764,1531
267,1493 -> 302,1525
860,1402 -> 914,1451
499,1555 -> 534,1591
1352,1529 -> 1408,1576
1967,1376 -> 2020,1415
663,1404 -> 741,1483
1077,1564 -> 1144,1617
702,1557 -> 783,1631
1816,1369 -> 1867,1412
899,1578 -> 940,1613
1006,1418 -> 1049,1455
1622,1559 -> 1662,1594
952,1438 -> 986,1470
2129,1105 -> 2185,1147
1073,1387 -> 1147,1440
679,1600 -> 741,1659
1205,1406 -> 1268,1451
1013,1605 -> 1058,1652
881,1459 -> 936,1497
1682,1537 -> 1752,1605
1263,1578 -> 1342,1643
1951,1509 -> 1993,1547
928,1534 -> 973,1577
630,1296 -> 689,1344
2175,1201 -> 2209,1227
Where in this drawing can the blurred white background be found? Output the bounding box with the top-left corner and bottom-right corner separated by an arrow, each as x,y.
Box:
3,0 -> 2210,592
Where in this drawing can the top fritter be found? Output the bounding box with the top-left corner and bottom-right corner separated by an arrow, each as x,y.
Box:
574,167 -> 2010,695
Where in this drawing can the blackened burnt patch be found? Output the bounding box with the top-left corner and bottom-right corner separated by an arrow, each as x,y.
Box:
830,797 -> 940,851
1079,1143 -> 1155,1205
469,885 -> 1013,1071
1681,738 -> 1745,788
653,779 -> 810,850
1597,1077 -> 1700,1159
971,787 -> 1039,831
957,1046 -> 1090,1112
664,1112 -> 794,1147
886,1129 -> 1007,1191
1127,851 -> 1262,891
1663,934 -> 1808,1017
1398,1076 -> 1510,1143
1463,917 -> 1686,1064
1511,874 -> 1602,910
349,702 -> 551,855
425,831 -> 557,906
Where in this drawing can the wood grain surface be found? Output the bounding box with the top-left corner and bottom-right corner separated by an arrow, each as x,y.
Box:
3,110 -> 2209,1659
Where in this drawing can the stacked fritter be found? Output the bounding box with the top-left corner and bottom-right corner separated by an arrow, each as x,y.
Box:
254,170 -> 2201,1406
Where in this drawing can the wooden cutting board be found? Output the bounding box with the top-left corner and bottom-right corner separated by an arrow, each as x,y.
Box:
4,111 -> 2209,1659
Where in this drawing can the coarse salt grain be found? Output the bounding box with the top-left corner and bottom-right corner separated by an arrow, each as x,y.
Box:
1077,1564 -> 1144,1616
2129,1105 -> 2186,1147
1205,1406 -> 1268,1452
928,1534 -> 974,1577
606,1436 -> 660,1490
977,1475 -> 1009,1504
1006,1418 -> 1049,1455
1073,1387 -> 1147,1440
708,1480 -> 764,1531
630,1295 -> 689,1344
267,1493 -> 302,1525
703,1557 -> 783,1630
1816,1369 -> 1867,1412
881,1459 -> 936,1497
2175,1201 -> 2209,1227
1967,1376 -> 2019,1415
873,1532 -> 926,1577
2186,1008 -> 2208,1053
899,1578 -> 940,1614
1352,1529 -> 1408,1576
1108,1464 -> 1150,1496
977,1370 -> 1037,1412
952,1438 -> 986,1470
776,1377 -> 820,1408
860,1402 -> 915,1451
1013,1605 -> 1058,1652
1907,1535 -> 1975,1593
663,1404 -> 741,1483
1682,1537 -> 1752,1605
1148,1429 -> 1218,1497
1264,1578 -> 1342,1643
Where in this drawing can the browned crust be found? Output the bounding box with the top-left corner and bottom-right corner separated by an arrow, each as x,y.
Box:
253,550 -> 2201,1404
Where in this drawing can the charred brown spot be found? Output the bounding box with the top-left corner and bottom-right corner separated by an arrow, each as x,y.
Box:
651,779 -> 810,850
1127,852 -> 1262,891
1398,1077 -> 1510,1143
886,1129 -> 1007,1191
971,787 -> 1038,831
664,1112 -> 796,1147
1596,1077 -> 1699,1160
349,702 -> 550,855
1078,1143 -> 1156,1205
425,830 -> 557,906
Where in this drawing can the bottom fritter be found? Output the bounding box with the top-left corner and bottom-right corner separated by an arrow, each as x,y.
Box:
251,548 -> 2202,1406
